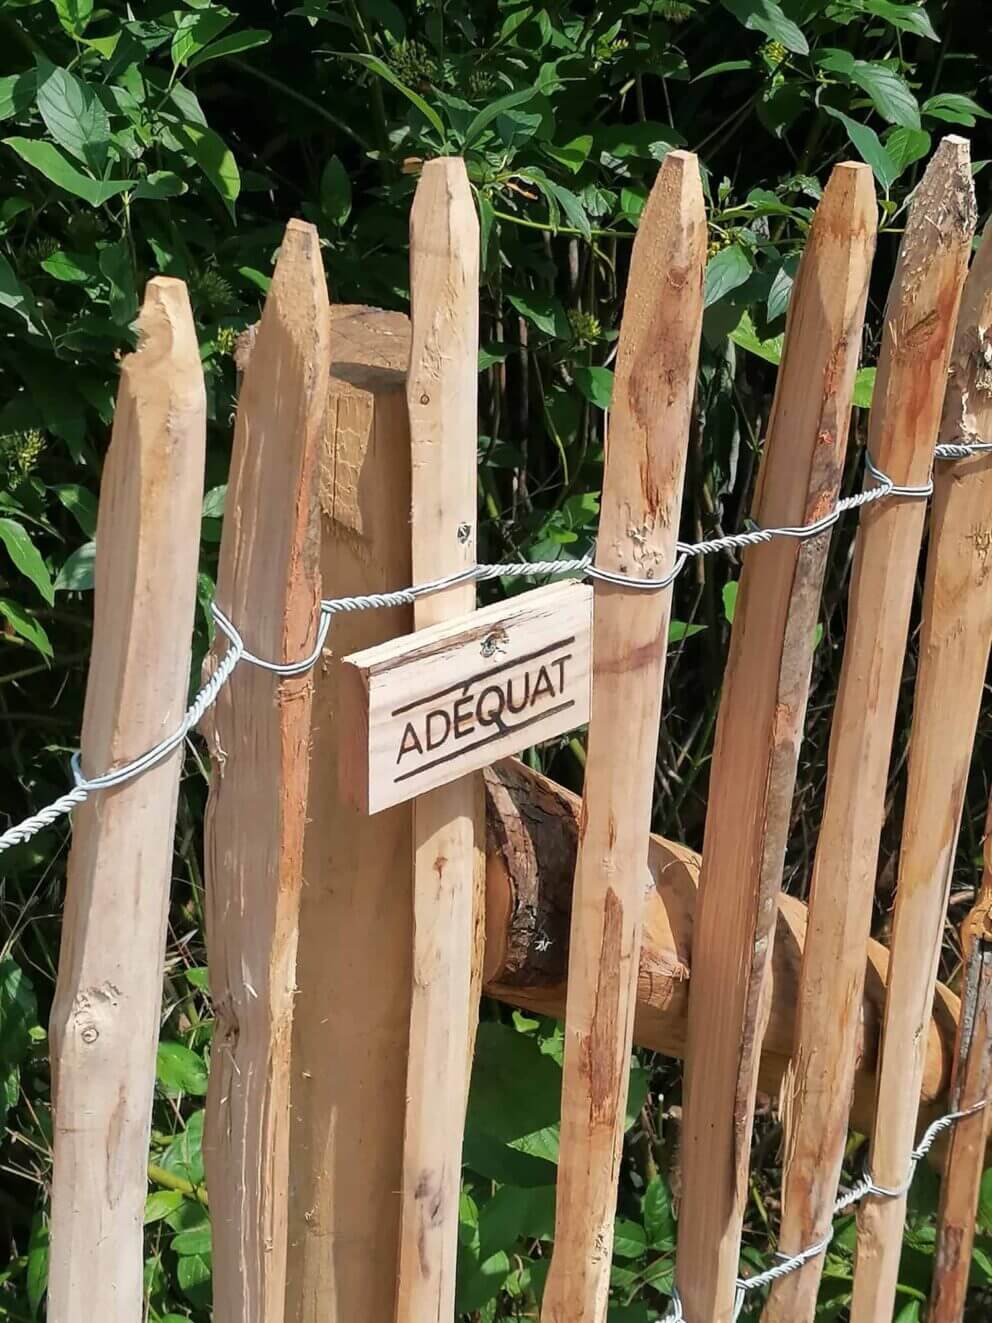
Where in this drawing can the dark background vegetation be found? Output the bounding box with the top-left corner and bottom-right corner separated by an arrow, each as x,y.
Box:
0,1 -> 990,1318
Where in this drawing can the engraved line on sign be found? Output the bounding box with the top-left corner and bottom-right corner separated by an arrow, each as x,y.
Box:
389,635 -> 578,716
393,699 -> 576,785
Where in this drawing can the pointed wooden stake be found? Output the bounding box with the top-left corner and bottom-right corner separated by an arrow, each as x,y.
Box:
766,137 -> 976,1323
931,800 -> 992,1323
48,280 -> 205,1323
675,162 -> 877,1323
395,156 -> 484,1323
851,208 -> 989,1323
203,220 -> 331,1323
541,149 -> 706,1323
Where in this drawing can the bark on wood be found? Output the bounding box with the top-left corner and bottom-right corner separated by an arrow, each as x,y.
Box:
930,801 -> 992,1323
542,150 -> 706,1323
48,280 -> 205,1323
676,162 -> 876,1323
767,136 -> 976,1323
203,221 -> 330,1323
851,208 -> 990,1322
286,306 -> 416,1323
396,157 -> 486,1323
482,759 -> 961,1134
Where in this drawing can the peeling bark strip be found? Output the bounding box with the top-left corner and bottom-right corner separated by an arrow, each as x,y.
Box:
481,761 -> 962,1131
542,150 -> 706,1323
395,157 -> 485,1323
48,281 -> 205,1323
851,212 -> 991,1323
766,137 -> 976,1323
203,221 -> 330,1323
931,802 -> 992,1323
672,163 -> 877,1323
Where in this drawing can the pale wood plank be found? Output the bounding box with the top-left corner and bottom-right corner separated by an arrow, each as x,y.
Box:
850,211 -> 991,1322
765,136 -> 976,1323
203,220 -> 331,1323
541,149 -> 706,1323
674,162 -> 877,1323
395,156 -> 484,1323
483,761 -> 965,1133
48,279 -> 206,1323
286,306 -> 416,1323
930,800 -> 992,1323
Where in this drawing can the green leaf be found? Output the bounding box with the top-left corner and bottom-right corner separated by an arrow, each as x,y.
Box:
574,366 -> 614,410
26,1214 -> 48,1317
0,72 -> 36,122
188,28 -> 272,71
0,518 -> 53,603
0,599 -> 52,657
848,61 -> 920,128
478,1185 -> 556,1259
462,1130 -> 557,1187
176,1249 -> 212,1309
704,244 -> 753,308
822,108 -> 899,191
172,1223 -> 212,1255
52,0 -> 94,38
0,957 -> 38,1070
884,126 -> 931,176
613,1217 -> 647,1258
978,1167 -> 992,1232
98,239 -> 138,325
0,253 -> 46,333
854,366 -> 876,409
730,311 -> 783,365
202,485 -> 227,518
766,256 -> 797,321
172,9 -> 234,67
54,540 -> 96,592
547,181 -> 591,240
320,155 -> 352,226
922,93 -> 992,127
723,581 -> 739,623
462,86 -> 540,149
4,137 -> 131,206
341,53 -> 446,139
132,171 -> 187,201
35,62 -> 111,169
467,1022 -> 562,1143
145,1190 -> 185,1224
174,124 -> 240,218
721,0 -> 809,54
643,1175 -> 677,1250
669,619 -> 706,642
41,250 -> 98,283
507,290 -> 567,338
544,133 -> 592,173
862,0 -> 939,40
159,1109 -> 206,1187
156,1041 -> 209,1097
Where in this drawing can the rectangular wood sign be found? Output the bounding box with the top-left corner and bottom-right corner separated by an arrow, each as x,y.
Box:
340,581 -> 593,813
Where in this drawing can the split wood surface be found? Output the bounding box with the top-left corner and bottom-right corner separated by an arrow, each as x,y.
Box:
676,162 -> 877,1323
48,280 -> 206,1323
482,759 -> 961,1132
930,800 -> 992,1323
395,157 -> 486,1323
766,136 -> 976,1323
203,221 -> 330,1323
541,149 -> 706,1323
286,306 -> 417,1323
851,214 -> 992,1321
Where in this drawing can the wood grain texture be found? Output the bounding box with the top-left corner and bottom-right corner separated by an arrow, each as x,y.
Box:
286,306 -> 416,1323
930,801 -> 992,1323
203,220 -> 330,1323
395,156 -> 484,1323
48,279 -> 205,1323
481,760 -> 961,1133
766,136 -> 976,1323
676,162 -> 876,1323
541,150 -> 706,1323
851,213 -> 991,1323
341,581 -> 592,811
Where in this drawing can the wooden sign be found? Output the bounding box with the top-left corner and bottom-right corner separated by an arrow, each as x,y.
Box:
340,581 -> 592,813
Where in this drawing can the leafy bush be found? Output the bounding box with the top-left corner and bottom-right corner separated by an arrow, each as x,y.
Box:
0,1 -> 990,1318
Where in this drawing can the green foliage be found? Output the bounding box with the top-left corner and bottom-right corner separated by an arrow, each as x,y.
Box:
0,1 -> 989,1320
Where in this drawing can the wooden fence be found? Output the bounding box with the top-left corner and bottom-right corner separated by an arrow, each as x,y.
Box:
33,133 -> 992,1323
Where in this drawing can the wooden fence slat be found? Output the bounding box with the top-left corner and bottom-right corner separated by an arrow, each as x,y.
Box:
850,214 -> 991,1322
203,220 -> 330,1323
482,759 -> 962,1134
48,279 -> 205,1323
287,306 -> 414,1323
675,162 -> 876,1323
541,149 -> 706,1323
764,135 -> 975,1323
930,800 -> 992,1323
395,156 -> 485,1323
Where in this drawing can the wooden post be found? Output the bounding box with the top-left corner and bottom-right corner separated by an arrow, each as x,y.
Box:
541,149 -> 706,1323
850,215 -> 990,1322
286,306 -> 415,1323
48,280 -> 205,1323
930,800 -> 992,1323
203,220 -> 330,1323
675,163 -> 876,1323
395,156 -> 485,1323
765,136 -> 976,1323
482,760 -> 962,1133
